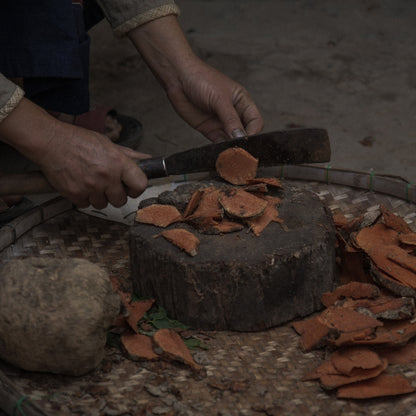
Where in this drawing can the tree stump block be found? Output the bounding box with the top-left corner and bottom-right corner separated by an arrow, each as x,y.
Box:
130,183 -> 336,331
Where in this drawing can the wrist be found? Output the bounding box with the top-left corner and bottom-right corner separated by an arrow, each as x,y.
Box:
128,15 -> 197,90
0,98 -> 62,165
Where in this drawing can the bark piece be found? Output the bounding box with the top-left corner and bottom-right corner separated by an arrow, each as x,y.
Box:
186,187 -> 223,222
218,187 -> 268,219
302,360 -> 337,381
333,213 -> 349,228
152,328 -> 200,370
335,319 -> 416,347
158,228 -> 200,257
303,350 -> 388,389
355,222 -> 400,250
245,196 -> 284,236
329,327 -> 377,348
371,264 -> 416,298
120,297 -> 155,333
199,220 -> 244,235
216,147 -> 258,185
121,331 -> 159,361
319,306 -> 383,333
292,316 -> 331,351
135,204 -> 182,228
337,373 -> 415,399
182,189 -> 204,218
330,347 -> 383,375
380,204 -> 413,234
243,183 -> 269,194
320,360 -> 388,389
355,222 -> 416,288
321,282 -> 380,307
387,245 -> 416,274
338,296 -> 415,320
369,245 -> 416,289
157,182 -> 213,212
246,177 -> 283,188
399,232 -> 416,246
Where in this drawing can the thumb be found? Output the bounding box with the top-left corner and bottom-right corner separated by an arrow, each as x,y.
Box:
121,159 -> 149,199
215,99 -> 247,139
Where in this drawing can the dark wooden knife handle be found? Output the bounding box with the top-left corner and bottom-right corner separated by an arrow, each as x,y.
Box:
0,158 -> 168,196
138,157 -> 167,179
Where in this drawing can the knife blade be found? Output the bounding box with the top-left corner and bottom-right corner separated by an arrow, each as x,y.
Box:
139,128 -> 330,179
0,128 -> 330,195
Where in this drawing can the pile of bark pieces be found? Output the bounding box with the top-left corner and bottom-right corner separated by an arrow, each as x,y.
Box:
292,204 -> 416,399
109,277 -> 203,372
135,147 -> 284,256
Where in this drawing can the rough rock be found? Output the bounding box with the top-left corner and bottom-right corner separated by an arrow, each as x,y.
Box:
0,257 -> 119,375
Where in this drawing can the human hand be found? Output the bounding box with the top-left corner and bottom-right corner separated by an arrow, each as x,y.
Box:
167,59 -> 263,142
37,122 -> 149,209
128,15 -> 263,143
0,98 -> 149,209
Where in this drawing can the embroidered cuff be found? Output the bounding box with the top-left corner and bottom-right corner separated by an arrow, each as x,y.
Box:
114,4 -> 180,37
0,85 -> 25,123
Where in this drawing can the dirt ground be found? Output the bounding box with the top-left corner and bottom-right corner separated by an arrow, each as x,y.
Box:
89,0 -> 416,182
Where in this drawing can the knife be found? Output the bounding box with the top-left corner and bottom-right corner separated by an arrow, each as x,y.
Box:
0,128 -> 330,195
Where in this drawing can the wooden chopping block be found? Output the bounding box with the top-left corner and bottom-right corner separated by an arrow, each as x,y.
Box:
130,183 -> 336,331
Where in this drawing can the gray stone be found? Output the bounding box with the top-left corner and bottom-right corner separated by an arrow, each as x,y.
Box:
0,257 -> 119,376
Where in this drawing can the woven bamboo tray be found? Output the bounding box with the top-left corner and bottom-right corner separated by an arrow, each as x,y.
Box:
1,177 -> 415,416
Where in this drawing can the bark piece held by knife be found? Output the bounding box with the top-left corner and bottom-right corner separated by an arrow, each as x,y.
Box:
135,204 -> 182,227
157,228 -> 200,257
218,188 -> 267,219
216,147 -> 258,185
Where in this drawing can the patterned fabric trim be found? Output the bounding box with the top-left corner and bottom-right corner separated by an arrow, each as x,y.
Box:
0,85 -> 25,123
114,4 -> 180,37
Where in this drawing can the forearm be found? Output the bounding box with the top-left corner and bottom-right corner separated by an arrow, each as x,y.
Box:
127,15 -> 198,90
0,98 -> 60,166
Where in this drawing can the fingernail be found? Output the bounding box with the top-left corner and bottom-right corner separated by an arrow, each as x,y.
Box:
231,129 -> 246,138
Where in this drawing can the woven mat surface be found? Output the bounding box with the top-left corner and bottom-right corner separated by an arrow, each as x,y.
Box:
1,180 -> 416,416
